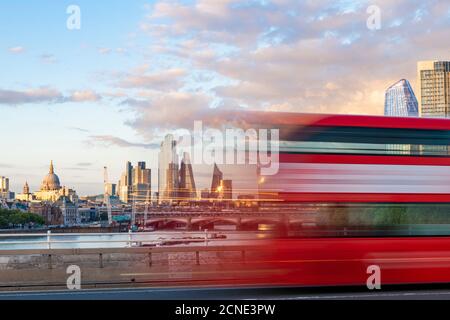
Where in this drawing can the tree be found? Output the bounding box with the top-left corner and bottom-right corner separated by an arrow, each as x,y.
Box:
0,208 -> 45,228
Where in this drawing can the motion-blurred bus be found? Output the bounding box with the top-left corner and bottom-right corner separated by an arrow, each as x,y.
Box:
235,111 -> 450,287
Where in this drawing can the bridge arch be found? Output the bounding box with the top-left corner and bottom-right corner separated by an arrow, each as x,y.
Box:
191,218 -> 240,230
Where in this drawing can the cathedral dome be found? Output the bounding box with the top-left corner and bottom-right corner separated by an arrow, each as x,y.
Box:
41,161 -> 61,191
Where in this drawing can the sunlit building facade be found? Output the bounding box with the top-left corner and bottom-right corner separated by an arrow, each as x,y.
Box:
16,181 -> 35,201
117,161 -> 151,203
0,176 -> 14,200
104,183 -> 116,197
158,134 -> 179,203
210,163 -> 223,199
218,179 -> 233,201
132,162 -> 151,203
57,196 -> 79,225
0,176 -> 9,193
417,61 -> 450,117
179,152 -> 197,201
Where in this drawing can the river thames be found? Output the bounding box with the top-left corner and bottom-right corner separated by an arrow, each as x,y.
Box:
0,230 -> 274,250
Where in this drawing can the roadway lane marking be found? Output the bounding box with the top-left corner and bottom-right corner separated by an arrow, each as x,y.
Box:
275,291 -> 450,300
4,288 -> 450,300
0,287 -> 224,298
0,285 -> 276,298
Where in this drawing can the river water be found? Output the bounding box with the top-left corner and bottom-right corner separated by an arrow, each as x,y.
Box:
0,231 -> 273,250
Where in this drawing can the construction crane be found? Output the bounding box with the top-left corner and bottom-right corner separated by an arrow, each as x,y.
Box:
143,188 -> 150,225
103,166 -> 112,225
131,191 -> 136,228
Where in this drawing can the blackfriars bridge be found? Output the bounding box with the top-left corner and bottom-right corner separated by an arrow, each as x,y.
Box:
133,210 -> 318,230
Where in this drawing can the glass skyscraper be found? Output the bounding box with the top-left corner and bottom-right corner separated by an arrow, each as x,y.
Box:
179,152 -> 197,201
210,163 -> 223,199
158,134 -> 179,203
384,79 -> 419,117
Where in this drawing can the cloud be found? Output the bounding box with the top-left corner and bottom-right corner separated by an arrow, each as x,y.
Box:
77,162 -> 93,167
134,0 -> 450,119
63,162 -> 94,171
68,90 -> 101,102
39,53 -> 57,64
68,126 -> 90,133
0,87 -> 101,105
115,48 -> 127,55
124,91 -> 209,131
0,87 -> 62,105
87,135 -> 160,149
116,68 -> 187,91
119,90 -> 250,141
63,167 -> 91,171
8,46 -> 25,54
98,47 -> 112,55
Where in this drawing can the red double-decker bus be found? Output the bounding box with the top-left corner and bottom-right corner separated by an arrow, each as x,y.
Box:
237,111 -> 450,287
255,112 -> 450,204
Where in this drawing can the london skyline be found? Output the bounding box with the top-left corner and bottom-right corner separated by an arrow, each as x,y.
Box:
1,1 -> 450,194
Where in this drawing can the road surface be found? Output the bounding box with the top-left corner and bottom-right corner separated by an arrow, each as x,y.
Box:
2,285 -> 450,300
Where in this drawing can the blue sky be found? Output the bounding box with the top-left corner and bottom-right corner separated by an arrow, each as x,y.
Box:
0,1 -> 153,194
0,0 -> 449,195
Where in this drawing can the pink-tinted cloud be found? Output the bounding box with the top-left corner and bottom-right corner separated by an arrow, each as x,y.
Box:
102,0 -> 450,143
117,68 -> 186,91
0,87 -> 101,105
8,46 -> 25,54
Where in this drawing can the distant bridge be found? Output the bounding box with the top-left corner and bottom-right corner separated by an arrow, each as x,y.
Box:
134,210 -> 318,230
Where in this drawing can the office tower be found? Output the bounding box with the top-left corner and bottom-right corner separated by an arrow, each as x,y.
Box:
132,162 -> 151,203
118,172 -> 128,203
118,161 -> 151,203
166,163 -> 179,201
133,162 -> 151,185
384,79 -> 419,117
158,134 -> 179,203
118,162 -> 133,203
0,176 -> 9,193
126,161 -> 133,186
0,176 -> 13,200
179,152 -> 197,201
417,61 -> 450,117
104,183 -> 116,197
210,163 -> 223,198
219,179 -> 233,200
